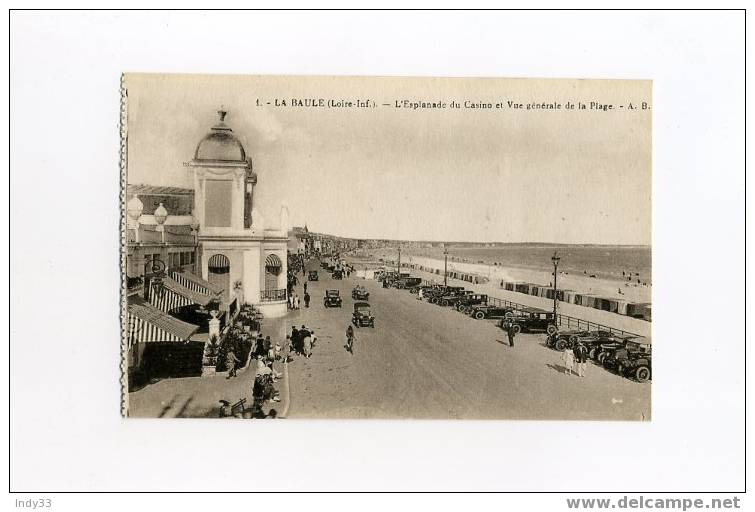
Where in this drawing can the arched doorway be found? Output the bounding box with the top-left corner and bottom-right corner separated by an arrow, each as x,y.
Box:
207,253 -> 231,301
264,254 -> 283,300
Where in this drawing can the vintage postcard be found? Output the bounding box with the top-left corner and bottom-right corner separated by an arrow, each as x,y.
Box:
121,74 -> 651,420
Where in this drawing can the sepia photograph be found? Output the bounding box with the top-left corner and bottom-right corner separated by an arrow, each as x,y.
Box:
10,8 -> 745,498
122,74 -> 652,420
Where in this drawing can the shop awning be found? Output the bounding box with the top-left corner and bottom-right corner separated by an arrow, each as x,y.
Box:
126,296 -> 199,348
265,254 -> 282,269
169,269 -> 224,295
149,275 -> 217,312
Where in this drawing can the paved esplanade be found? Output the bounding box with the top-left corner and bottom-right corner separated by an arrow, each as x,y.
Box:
128,259 -> 650,419
284,260 -> 650,420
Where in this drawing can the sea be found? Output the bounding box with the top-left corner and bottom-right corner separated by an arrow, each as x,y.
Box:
397,245 -> 652,284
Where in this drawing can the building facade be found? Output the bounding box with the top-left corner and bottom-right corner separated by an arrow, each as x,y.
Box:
187,109 -> 289,318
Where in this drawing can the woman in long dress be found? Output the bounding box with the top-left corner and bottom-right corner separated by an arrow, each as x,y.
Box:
561,347 -> 575,376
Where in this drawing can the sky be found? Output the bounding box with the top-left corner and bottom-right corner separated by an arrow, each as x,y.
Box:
125,74 -> 651,245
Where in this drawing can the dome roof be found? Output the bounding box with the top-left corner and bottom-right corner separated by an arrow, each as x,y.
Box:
194,110 -> 247,162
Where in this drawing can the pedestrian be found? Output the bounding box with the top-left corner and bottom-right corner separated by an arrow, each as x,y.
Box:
561,345 -> 576,376
218,400 -> 232,418
283,335 -> 292,362
255,336 -> 267,358
346,324 -> 355,354
263,336 -> 272,359
225,348 -> 240,379
573,340 -> 588,378
302,332 -> 313,358
506,322 -> 516,347
418,288 -> 424,301
304,292 -> 310,308
294,294 -> 300,310
291,326 -> 300,355
288,292 -> 294,310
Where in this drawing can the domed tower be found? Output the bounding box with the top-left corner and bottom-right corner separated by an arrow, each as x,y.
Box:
190,109 -> 257,232
187,108 -> 288,318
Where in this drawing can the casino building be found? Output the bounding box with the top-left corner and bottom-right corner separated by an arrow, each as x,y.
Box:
187,109 -> 289,319
124,109 -> 289,384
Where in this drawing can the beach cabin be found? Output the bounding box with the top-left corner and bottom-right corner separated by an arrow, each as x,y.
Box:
626,302 -> 650,319
515,283 -> 529,294
561,290 -> 576,303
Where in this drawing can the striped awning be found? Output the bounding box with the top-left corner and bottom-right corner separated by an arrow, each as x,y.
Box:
126,296 -> 199,348
208,254 -> 230,273
149,276 -> 217,312
265,254 -> 282,268
170,269 -> 224,295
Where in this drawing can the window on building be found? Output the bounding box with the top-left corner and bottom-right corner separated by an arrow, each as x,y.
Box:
205,180 -> 233,227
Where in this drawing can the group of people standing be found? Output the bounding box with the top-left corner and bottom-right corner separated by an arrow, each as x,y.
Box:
288,265 -> 312,310
288,324 -> 317,359
560,340 -> 588,377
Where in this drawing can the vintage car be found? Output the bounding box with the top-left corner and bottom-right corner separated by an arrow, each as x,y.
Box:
426,286 -> 466,304
352,301 -> 375,328
436,289 -> 474,307
411,284 -> 442,296
308,270 -> 319,281
455,293 -> 488,313
546,329 -> 620,352
499,307 -> 558,335
602,339 -> 652,382
589,333 -> 637,363
352,286 -> 370,300
469,303 -> 515,320
392,277 -> 423,289
323,289 -> 342,308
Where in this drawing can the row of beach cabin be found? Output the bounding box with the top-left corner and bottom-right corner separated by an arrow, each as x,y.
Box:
503,281 -> 651,321
374,259 -> 650,322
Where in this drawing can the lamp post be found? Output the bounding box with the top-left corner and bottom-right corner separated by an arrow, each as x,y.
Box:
154,202 -> 168,244
551,251 -> 561,317
126,196 -> 144,244
397,244 -> 401,276
143,257 -> 166,301
444,246 -> 449,287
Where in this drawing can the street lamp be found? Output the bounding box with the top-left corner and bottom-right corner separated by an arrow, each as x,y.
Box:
126,196 -> 144,243
154,202 -> 168,244
397,244 -> 401,276
144,257 -> 166,301
444,246 -> 449,287
551,251 -> 561,317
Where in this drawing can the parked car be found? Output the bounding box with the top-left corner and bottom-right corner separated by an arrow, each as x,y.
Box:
546,329 -> 620,352
427,286 -> 465,304
587,333 -> 637,362
352,286 -> 370,300
411,284 -> 443,296
602,339 -> 652,382
393,277 -> 423,289
352,301 -> 375,328
469,303 -> 515,320
308,270 -> 319,281
323,289 -> 342,308
499,307 -> 558,335
455,294 -> 488,313
437,289 -> 473,307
